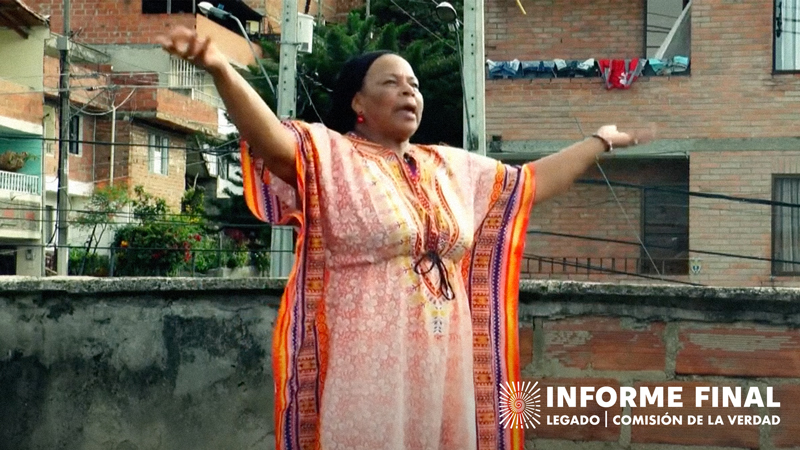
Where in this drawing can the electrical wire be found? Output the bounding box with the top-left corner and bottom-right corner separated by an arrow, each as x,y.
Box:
0,133 -> 238,155
528,230 -> 800,267
72,87 -> 138,117
571,114 -> 663,276
298,74 -> 324,122
576,179 -> 800,210
387,0 -> 457,51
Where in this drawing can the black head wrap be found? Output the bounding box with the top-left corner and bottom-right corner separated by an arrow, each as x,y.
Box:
325,50 -> 396,134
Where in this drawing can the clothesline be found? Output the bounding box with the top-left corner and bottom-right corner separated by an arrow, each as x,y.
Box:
486,55 -> 690,88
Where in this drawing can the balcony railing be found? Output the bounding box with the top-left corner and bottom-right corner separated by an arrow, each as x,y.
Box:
522,255 -> 689,276
168,56 -> 203,90
191,88 -> 225,109
0,170 -> 39,195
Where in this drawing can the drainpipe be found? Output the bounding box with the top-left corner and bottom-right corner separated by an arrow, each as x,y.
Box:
110,104 -> 116,186
40,112 -> 49,276
92,115 -> 97,183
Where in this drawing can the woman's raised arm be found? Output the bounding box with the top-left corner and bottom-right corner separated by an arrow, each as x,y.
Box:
157,27 -> 297,185
532,125 -> 650,203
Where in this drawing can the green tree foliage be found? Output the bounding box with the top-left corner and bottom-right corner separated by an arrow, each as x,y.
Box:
113,186 -> 205,276
71,184 -> 131,276
242,0 -> 464,144
271,0 -> 464,146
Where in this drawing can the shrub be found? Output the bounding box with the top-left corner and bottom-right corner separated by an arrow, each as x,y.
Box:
113,222 -> 203,277
68,248 -> 110,277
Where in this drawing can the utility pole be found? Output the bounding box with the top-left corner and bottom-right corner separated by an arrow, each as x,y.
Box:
462,0 -> 486,155
277,0 -> 297,119
56,0 -> 71,275
270,0 -> 298,277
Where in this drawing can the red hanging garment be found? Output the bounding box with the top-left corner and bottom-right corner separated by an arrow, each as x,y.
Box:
598,59 -> 645,89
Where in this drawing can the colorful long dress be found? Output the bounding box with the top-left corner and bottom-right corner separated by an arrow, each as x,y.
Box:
241,121 -> 536,450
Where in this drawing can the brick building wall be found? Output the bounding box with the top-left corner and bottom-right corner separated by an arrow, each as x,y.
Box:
30,0 -> 351,41
487,0 -> 643,62
0,79 -> 42,126
42,55 -> 115,188
29,0 -> 196,44
93,117 -> 131,186
524,158 -> 690,284
689,151 -> 800,287
519,282 -> 800,448
110,72 -> 217,135
485,0 -> 800,141
42,110 -> 101,186
93,117 -> 186,211
243,0 -> 268,16
489,0 -> 800,287
154,88 -> 217,132
125,125 -> 186,211
524,182 -> 643,282
71,115 -> 95,184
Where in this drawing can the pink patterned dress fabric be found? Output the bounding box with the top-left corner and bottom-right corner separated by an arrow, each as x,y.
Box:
242,121 -> 536,450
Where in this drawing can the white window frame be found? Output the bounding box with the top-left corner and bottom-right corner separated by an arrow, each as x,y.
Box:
148,134 -> 170,176
775,0 -> 800,71
772,176 -> 800,275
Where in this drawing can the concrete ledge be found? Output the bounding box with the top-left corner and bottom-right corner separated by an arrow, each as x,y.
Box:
0,276 -> 288,295
489,137 -> 800,162
2,277 -> 799,324
519,280 -> 800,325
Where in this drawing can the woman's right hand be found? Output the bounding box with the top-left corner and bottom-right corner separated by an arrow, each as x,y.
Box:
156,26 -> 228,76
157,26 -> 297,186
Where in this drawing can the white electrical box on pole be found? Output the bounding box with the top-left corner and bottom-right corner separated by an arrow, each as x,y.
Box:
56,0 -> 71,275
462,0 -> 486,155
270,0 -> 300,278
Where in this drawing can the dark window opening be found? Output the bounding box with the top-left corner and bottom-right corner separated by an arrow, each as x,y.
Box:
142,0 -> 196,14
0,246 -> 16,275
645,0 -> 691,60
772,176 -> 800,274
640,185 -> 689,275
68,115 -> 81,155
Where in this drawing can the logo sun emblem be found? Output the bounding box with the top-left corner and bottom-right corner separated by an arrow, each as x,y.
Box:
499,381 -> 541,429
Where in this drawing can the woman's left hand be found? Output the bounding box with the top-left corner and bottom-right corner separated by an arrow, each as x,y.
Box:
595,124 -> 655,149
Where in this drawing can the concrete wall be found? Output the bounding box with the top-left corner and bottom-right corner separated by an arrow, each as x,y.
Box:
3,278 -> 800,449
0,277 -> 283,450
519,280 -> 800,449
0,27 -> 48,91
100,45 -> 170,76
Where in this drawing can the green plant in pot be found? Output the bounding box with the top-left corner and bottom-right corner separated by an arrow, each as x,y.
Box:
0,151 -> 35,172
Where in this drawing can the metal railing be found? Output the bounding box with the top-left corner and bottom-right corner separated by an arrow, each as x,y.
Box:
54,245 -> 289,278
168,56 -> 203,90
0,170 -> 39,195
522,255 -> 689,276
191,88 -> 225,109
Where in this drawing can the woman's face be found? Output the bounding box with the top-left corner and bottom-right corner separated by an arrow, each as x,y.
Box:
351,54 -> 424,143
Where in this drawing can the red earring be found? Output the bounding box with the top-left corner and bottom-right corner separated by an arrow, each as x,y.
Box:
356,113 -> 364,124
